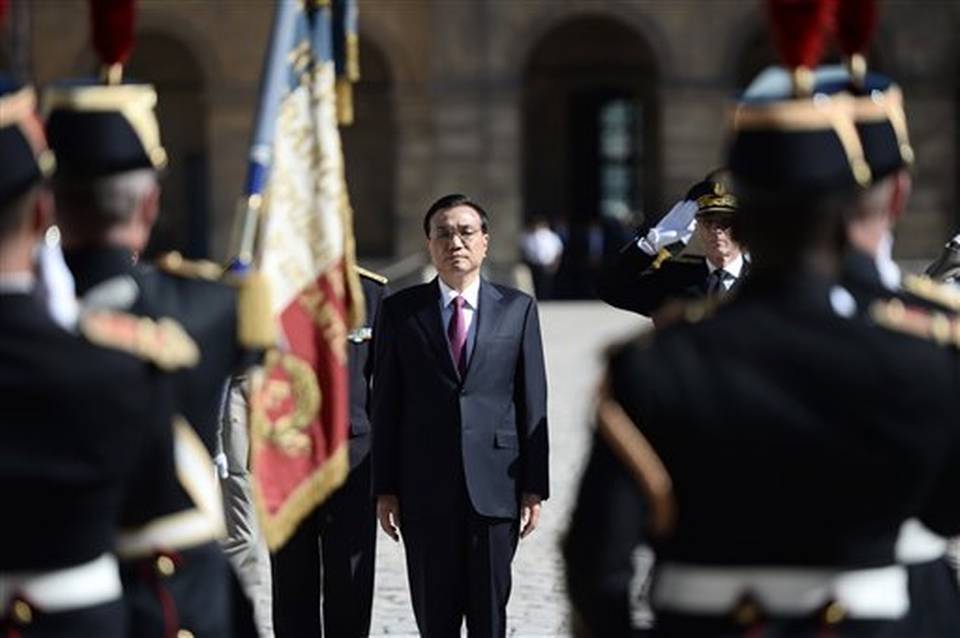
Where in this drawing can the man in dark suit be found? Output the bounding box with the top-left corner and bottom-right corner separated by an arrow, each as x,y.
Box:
598,174 -> 748,324
372,193 -> 550,637
270,266 -> 389,637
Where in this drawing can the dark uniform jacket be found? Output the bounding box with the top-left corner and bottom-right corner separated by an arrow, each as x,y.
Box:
65,247 -> 259,638
0,291 -> 175,571
66,248 -> 257,453
345,271 -> 388,469
841,249 -> 960,638
597,240 -> 748,318
564,271 -> 960,636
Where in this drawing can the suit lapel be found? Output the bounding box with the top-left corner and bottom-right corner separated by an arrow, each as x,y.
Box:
413,279 -> 459,381
463,279 -> 505,383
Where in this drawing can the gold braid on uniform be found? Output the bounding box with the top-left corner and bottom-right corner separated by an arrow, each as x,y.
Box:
80,311 -> 199,370
902,274 -> 960,312
158,251 -> 275,349
595,376 -> 677,538
869,298 -> 960,347
355,265 -> 387,284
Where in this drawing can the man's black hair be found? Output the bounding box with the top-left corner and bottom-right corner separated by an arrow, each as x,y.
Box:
423,194 -> 490,237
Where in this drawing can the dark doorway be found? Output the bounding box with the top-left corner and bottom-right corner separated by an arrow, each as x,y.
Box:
127,32 -> 210,259
523,16 -> 659,298
340,35 -> 396,259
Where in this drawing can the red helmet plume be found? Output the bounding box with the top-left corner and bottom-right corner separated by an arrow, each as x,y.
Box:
766,0 -> 837,94
89,0 -> 136,77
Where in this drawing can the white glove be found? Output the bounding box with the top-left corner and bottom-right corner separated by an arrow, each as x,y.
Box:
37,228 -> 80,331
875,230 -> 901,291
637,199 -> 699,256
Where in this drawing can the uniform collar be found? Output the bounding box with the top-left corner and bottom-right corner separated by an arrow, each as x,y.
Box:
63,246 -> 136,296
706,253 -> 744,279
438,275 -> 481,309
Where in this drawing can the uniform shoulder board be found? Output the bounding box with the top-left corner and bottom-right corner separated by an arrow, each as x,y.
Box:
156,251 -> 224,282
902,274 -> 960,312
869,298 -> 960,348
356,266 -> 388,285
80,311 -> 200,370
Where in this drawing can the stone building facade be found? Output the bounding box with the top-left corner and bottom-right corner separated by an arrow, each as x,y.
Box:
12,0 -> 960,279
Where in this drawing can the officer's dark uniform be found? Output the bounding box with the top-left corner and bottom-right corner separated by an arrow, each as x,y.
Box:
597,180 -> 748,320
564,60 -> 960,638
0,83 -> 181,638
271,267 -> 388,637
43,81 -> 261,638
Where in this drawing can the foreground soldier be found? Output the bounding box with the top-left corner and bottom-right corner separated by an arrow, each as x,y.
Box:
563,8 -> 960,638
0,82 -> 180,638
44,79 -> 261,637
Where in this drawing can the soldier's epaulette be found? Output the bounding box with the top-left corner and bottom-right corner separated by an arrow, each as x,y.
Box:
80,311 -> 200,370
156,251 -> 224,282
902,274 -> 960,312
869,298 -> 960,347
356,266 -> 388,285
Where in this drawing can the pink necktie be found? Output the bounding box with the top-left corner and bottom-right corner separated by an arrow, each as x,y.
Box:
448,295 -> 468,376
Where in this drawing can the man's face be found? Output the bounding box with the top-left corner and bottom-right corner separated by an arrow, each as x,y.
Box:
427,205 -> 489,281
695,214 -> 740,266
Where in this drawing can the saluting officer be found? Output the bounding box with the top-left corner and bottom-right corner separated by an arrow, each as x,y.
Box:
564,7 -> 960,637
270,266 -> 388,637
43,79 -> 262,637
597,172 -> 748,325
0,81 -> 187,638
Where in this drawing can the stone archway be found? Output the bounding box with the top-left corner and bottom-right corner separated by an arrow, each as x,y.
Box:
341,34 -> 397,259
522,14 -> 660,298
127,31 -> 209,259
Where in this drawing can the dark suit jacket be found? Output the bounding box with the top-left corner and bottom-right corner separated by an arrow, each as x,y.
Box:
371,277 -> 549,521
597,240 -> 749,317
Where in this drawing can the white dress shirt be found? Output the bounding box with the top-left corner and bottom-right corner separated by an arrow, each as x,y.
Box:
438,276 -> 480,370
706,253 -> 745,292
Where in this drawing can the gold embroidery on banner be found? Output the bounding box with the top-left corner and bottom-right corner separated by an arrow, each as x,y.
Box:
251,351 -> 322,457
298,278 -> 348,365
